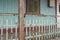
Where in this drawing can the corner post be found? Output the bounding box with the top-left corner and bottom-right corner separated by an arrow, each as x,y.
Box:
19,0 -> 24,40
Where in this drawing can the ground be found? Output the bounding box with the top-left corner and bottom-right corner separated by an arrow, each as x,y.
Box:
48,37 -> 60,40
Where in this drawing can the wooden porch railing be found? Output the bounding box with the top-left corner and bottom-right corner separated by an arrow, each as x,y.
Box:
24,15 -> 60,40
0,16 -> 19,40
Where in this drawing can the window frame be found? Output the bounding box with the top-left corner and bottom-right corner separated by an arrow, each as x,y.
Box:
59,4 -> 60,13
25,0 -> 40,16
48,0 -> 55,8
57,0 -> 60,16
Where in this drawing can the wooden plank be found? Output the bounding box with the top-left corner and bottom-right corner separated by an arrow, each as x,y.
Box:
19,0 -> 24,40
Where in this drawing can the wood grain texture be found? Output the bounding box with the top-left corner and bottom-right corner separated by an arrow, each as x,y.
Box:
19,0 -> 24,40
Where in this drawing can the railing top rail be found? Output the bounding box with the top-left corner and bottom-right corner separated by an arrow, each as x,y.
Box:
25,14 -> 60,17
0,13 -> 60,17
0,13 -> 18,16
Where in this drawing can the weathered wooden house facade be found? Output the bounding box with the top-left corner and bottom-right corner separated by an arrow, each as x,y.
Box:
0,0 -> 60,40
20,0 -> 60,40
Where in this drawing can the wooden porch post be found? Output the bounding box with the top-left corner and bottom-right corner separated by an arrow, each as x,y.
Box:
19,0 -> 24,40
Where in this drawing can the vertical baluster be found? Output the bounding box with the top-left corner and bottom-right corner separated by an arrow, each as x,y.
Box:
39,26 -> 40,40
38,18 -> 40,40
26,21 -> 28,36
47,19 -> 49,39
16,26 -> 18,40
43,19 -> 44,40
48,18 -> 50,39
54,25 -> 56,38
40,26 -> 41,40
32,26 -> 34,40
50,19 -> 51,33
28,19 -> 31,40
26,27 -> 28,40
50,19 -> 52,38
52,19 -> 53,39
6,19 -> 8,40
27,19 -> 29,38
51,18 -> 52,39
47,20 -> 48,33
0,20 -> 1,40
54,25 -> 57,37
25,20 -> 28,40
29,26 -> 31,40
44,19 -> 45,40
52,25 -> 53,38
1,28 -> 3,40
40,26 -> 42,39
37,18 -> 39,40
53,25 -> 54,38
50,25 -> 51,39
43,18 -> 44,34
54,25 -> 55,37
29,27 -> 31,40
53,25 -> 55,33
55,22 -> 57,37
42,17 -> 44,40
50,19 -> 51,39
32,19 -> 34,40
36,26 -> 37,40
53,25 -> 54,33
1,18 -> 3,40
29,19 -> 32,40
0,28 -> 1,40
11,19 -> 13,40
15,19 -> 18,40
49,25 -> 50,39
35,19 -> 37,40
32,18 -> 34,40
41,19 -> 43,34
42,19 -> 43,34
54,25 -> 55,39
47,18 -> 48,39
44,20 -> 45,34
39,19 -> 40,40
56,23 -> 57,37
41,18 -> 43,40
3,19 -> 5,40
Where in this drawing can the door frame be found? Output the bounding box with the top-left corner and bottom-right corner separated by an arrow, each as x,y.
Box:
57,0 -> 60,16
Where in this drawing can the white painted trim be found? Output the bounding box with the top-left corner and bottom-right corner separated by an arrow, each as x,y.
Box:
49,0 -> 55,7
57,0 -> 60,16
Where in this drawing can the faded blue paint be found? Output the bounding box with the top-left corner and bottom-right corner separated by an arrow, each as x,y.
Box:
0,0 -> 18,28
24,0 -> 56,26
0,0 -> 56,27
40,0 -> 55,15
24,16 -> 56,27
0,0 -> 18,13
0,16 -> 18,28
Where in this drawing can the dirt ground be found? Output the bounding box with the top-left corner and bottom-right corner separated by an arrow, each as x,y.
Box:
47,37 -> 60,40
